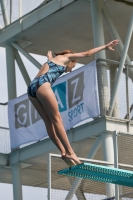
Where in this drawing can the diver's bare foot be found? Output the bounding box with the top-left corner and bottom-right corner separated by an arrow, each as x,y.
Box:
62,153 -> 81,165
62,153 -> 76,166
62,156 -> 76,167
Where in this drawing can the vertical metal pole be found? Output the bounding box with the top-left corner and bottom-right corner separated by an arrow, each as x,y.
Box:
108,11 -> 133,116
90,0 -> 114,197
110,66 -> 119,118
12,164 -> 23,200
0,0 -> 9,25
48,154 -> 51,200
65,135 -> 102,200
10,0 -> 12,23
15,49 -> 31,86
113,131 -> 119,200
91,0 -> 109,115
102,132 -> 115,197
125,65 -> 130,132
90,0 -> 106,59
6,44 -> 17,100
19,0 -> 22,18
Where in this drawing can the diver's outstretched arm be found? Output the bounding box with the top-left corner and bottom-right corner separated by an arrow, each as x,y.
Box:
65,39 -> 119,60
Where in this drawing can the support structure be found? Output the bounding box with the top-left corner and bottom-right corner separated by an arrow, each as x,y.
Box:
15,49 -> 31,86
19,0 -> 22,18
102,132 -> 115,197
90,0 -> 115,197
87,135 -> 102,158
90,0 -> 106,60
125,65 -> 130,132
48,154 -> 51,200
108,11 -> 133,116
113,131 -> 119,200
91,0 -> 109,115
12,164 -> 23,200
10,0 -> 12,23
0,0 -> 9,25
6,44 -> 17,100
12,43 -> 42,69
102,1 -> 131,65
110,67 -> 119,118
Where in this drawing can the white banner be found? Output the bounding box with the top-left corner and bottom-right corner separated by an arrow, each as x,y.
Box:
8,61 -> 100,149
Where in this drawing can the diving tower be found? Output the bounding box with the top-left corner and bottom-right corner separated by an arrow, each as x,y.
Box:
0,0 -> 133,200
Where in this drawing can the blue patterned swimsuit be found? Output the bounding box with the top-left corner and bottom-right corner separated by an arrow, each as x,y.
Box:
27,60 -> 66,98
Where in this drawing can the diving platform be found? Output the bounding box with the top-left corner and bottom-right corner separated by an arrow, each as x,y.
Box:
58,162 -> 133,187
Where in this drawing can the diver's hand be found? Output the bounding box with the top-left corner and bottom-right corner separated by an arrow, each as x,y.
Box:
106,39 -> 119,51
47,50 -> 53,60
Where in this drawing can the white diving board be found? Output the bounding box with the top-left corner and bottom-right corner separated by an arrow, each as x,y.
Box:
58,163 -> 133,187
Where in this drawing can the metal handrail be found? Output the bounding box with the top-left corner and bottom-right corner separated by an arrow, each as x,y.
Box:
97,58 -> 133,68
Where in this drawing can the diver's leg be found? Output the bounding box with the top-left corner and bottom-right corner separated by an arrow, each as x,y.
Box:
36,82 -> 81,165
28,95 -> 65,155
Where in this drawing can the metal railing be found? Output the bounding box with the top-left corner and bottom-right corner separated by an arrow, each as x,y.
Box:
97,59 -> 133,122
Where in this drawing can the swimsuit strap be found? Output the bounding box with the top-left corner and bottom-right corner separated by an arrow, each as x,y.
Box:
47,60 -> 66,69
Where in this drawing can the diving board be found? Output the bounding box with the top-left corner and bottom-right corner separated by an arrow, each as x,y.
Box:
58,163 -> 133,187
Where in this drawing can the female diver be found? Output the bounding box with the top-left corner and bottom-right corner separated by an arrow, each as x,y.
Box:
27,39 -> 119,166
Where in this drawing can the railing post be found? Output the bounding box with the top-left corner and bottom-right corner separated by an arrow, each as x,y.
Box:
12,164 -> 23,200
110,66 -> 119,117
6,44 -> 17,100
125,65 -> 130,132
48,154 -> 51,200
113,131 -> 119,200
